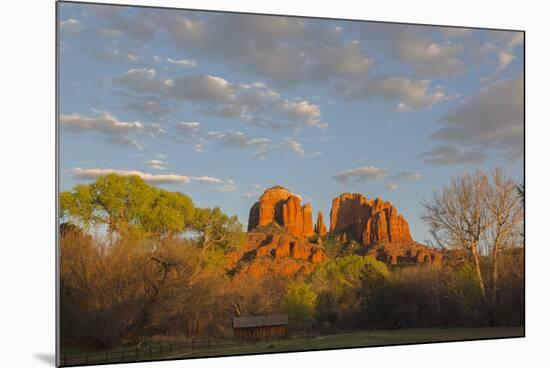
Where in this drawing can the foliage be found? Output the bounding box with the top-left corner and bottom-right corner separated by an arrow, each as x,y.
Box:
283,282 -> 317,323
309,255 -> 388,326
60,174 -> 195,235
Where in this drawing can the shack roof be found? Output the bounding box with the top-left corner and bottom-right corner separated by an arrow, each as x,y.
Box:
233,314 -> 288,328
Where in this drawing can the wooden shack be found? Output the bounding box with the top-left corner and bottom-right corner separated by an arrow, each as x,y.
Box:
233,314 -> 288,340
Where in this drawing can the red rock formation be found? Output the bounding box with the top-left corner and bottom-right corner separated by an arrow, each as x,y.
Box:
257,186 -> 292,227
330,193 -> 412,246
233,232 -> 327,277
315,211 -> 327,236
301,203 -> 314,237
248,186 -> 314,238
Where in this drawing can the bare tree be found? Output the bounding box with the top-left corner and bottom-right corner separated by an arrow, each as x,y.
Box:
421,171 -> 491,298
485,168 -> 523,316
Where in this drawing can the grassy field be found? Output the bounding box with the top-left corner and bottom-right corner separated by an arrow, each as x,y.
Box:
166,326 -> 524,360
61,326 -> 523,366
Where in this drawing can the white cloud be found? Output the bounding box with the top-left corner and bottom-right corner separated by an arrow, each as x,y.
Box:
391,171 -> 422,181
384,183 -> 399,190
59,112 -> 145,148
281,137 -> 306,157
145,159 -> 167,170
167,58 -> 196,67
337,76 -> 450,110
114,69 -> 328,130
60,18 -> 84,33
72,167 -> 233,187
176,122 -> 201,134
393,36 -> 463,77
72,167 -> 190,184
498,52 -> 515,69
191,176 -> 224,184
207,131 -> 269,148
333,166 -> 389,184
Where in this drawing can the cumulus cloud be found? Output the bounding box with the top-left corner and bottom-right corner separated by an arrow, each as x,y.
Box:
207,131 -> 270,148
72,167 -> 190,184
191,176 -> 224,184
147,10 -> 371,87
333,166 -> 389,184
60,18 -> 84,33
91,5 -> 156,42
122,97 -> 172,118
498,51 -> 515,69
392,36 -> 463,77
425,74 -> 524,163
384,183 -> 399,190
391,171 -> 422,181
59,112 -> 145,148
420,144 -> 488,165
145,159 -> 167,170
72,167 -> 233,187
176,122 -> 201,134
166,57 -> 196,67
336,76 -> 450,111
281,137 -> 306,157
113,69 -> 327,130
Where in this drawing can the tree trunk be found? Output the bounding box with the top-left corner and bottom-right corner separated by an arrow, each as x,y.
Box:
471,245 -> 486,299
490,234 -> 501,325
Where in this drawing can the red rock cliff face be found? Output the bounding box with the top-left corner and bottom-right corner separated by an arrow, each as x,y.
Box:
330,193 -> 412,246
248,186 -> 314,238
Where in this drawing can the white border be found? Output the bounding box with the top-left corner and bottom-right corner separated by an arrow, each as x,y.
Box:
1,1 -> 549,367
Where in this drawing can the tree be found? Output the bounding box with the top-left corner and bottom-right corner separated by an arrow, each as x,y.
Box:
421,170 -> 491,299
485,168 -> 523,321
421,168 -> 524,316
283,282 -> 317,323
309,255 -> 388,325
190,207 -> 244,266
60,174 -> 195,236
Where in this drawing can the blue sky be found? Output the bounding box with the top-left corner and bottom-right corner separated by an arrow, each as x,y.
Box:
58,2 -> 524,243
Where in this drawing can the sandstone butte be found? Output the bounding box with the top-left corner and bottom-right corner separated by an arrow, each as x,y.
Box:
329,193 -> 447,266
235,186 -> 447,278
329,193 -> 413,246
248,185 -> 314,238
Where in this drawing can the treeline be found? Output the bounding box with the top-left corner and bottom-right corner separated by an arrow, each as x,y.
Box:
59,174 -> 247,349
282,252 -> 523,333
59,169 -> 524,351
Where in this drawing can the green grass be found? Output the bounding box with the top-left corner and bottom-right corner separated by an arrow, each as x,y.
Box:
166,326 -> 523,359
61,326 -> 524,366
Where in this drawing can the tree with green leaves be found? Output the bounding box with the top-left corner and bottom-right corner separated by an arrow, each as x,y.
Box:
283,282 -> 317,323
309,255 -> 388,325
60,174 -> 195,236
191,207 -> 244,257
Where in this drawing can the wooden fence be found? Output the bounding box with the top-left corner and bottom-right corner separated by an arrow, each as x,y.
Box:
61,333 -> 321,366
